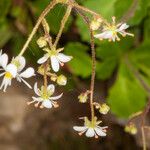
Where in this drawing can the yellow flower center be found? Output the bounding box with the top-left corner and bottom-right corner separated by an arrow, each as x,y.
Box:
5,72 -> 12,79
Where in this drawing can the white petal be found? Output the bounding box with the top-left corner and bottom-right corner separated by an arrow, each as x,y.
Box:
47,84 -> 55,94
51,56 -> 59,72
42,100 -> 52,108
19,77 -> 32,89
118,23 -> 129,31
73,126 -> 87,132
49,93 -> 63,100
85,128 -> 95,137
6,64 -> 17,77
37,54 -> 49,64
19,67 -> 35,78
0,77 -> 12,92
15,56 -> 26,72
57,53 -> 72,63
95,127 -> 106,137
94,31 -> 113,39
34,82 -> 40,96
0,54 -> 8,69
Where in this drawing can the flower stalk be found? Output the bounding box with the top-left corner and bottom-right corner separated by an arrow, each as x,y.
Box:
18,0 -> 57,56
53,5 -> 72,48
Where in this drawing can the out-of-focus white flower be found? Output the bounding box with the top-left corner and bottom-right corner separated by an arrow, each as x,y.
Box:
73,117 -> 107,138
12,56 -> 35,89
94,16 -> 134,42
0,51 -> 35,92
28,82 -> 63,109
37,48 -> 72,72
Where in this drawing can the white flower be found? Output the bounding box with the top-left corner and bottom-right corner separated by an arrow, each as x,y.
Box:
94,16 -> 134,42
37,48 -> 72,72
12,56 -> 35,89
28,82 -> 63,109
0,51 -> 35,92
73,117 -> 107,138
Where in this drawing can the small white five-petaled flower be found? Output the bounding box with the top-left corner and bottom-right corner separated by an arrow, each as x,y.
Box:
28,82 -> 63,109
0,50 -> 35,92
94,16 -> 134,42
37,48 -> 72,72
73,117 -> 107,138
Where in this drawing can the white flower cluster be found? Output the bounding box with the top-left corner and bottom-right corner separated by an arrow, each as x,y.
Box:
73,117 -> 107,138
93,16 -> 134,42
0,50 -> 35,92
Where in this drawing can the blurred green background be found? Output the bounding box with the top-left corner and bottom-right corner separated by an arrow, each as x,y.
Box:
0,0 -> 150,149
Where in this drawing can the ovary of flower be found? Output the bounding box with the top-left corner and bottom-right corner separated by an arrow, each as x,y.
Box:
37,47 -> 72,72
0,51 -> 35,92
94,16 -> 134,42
28,82 -> 63,109
73,117 -> 107,138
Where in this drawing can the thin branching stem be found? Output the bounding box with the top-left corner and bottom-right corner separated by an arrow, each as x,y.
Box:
53,5 -> 72,48
18,0 -> 57,56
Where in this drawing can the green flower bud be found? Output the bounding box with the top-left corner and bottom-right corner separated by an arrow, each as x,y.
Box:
37,37 -> 47,48
57,75 -> 67,86
99,103 -> 110,115
78,93 -> 88,103
125,123 -> 137,135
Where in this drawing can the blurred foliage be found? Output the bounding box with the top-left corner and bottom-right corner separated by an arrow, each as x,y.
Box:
0,0 -> 150,118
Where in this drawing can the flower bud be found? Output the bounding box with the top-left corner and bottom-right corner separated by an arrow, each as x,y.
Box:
38,65 -> 45,75
125,123 -> 137,135
78,92 -> 88,103
51,75 -> 57,82
37,37 -> 47,48
99,103 -> 110,115
57,75 -> 67,86
90,18 -> 102,31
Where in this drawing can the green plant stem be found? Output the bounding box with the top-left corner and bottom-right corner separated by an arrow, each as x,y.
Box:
53,5 -> 72,48
18,0 -> 57,56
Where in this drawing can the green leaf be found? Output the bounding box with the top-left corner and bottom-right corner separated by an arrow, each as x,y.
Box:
95,38 -> 133,80
130,41 -> 150,77
115,0 -> 149,25
96,58 -> 117,80
76,0 -> 116,42
0,20 -> 12,47
65,42 -> 91,78
108,62 -> 147,118
0,0 -> 11,20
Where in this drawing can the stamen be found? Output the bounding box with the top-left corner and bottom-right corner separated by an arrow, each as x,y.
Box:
60,62 -> 64,67
34,102 -> 40,107
27,100 -> 35,105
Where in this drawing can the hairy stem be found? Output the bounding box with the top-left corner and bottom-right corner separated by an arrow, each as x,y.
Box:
74,7 -> 96,121
42,18 -> 53,49
18,0 -> 57,56
53,5 -> 72,48
68,1 -> 109,26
